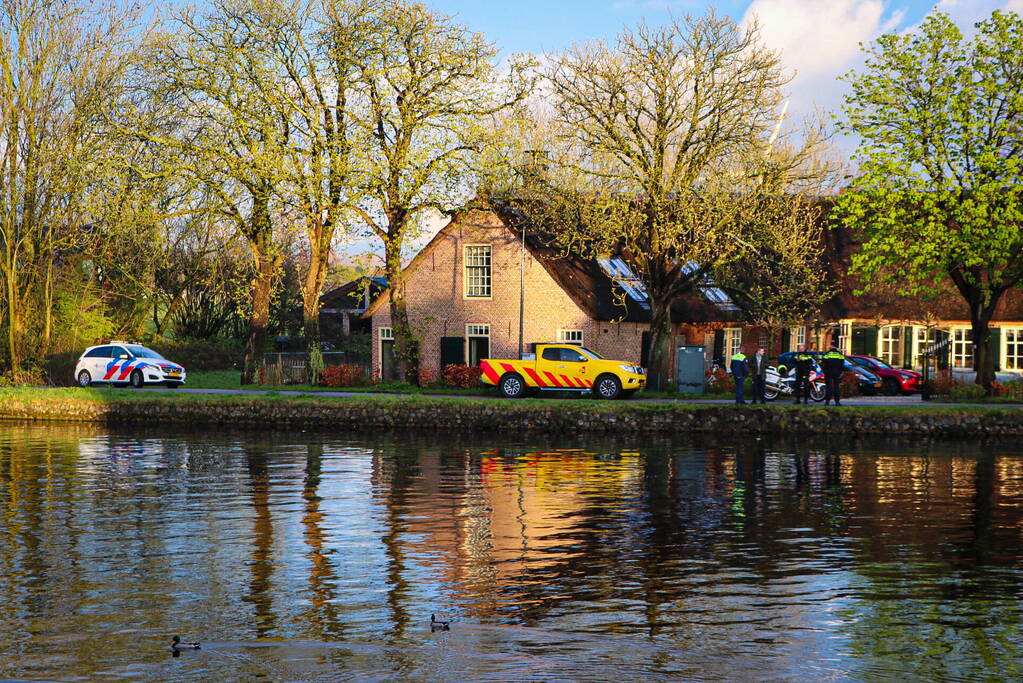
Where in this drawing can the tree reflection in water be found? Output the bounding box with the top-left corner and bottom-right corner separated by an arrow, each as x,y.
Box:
0,424 -> 1021,681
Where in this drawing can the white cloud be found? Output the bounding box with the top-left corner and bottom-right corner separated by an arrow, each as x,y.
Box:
743,0 -> 898,83
741,0 -> 902,146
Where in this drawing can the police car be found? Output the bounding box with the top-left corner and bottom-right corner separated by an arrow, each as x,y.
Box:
74,342 -> 186,388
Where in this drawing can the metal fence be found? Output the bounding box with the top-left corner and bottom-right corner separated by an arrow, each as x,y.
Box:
259,350 -> 370,385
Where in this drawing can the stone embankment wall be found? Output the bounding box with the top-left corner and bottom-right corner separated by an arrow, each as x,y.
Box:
2,393 -> 1022,436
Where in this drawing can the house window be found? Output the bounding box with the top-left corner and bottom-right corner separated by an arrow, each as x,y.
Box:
1004,328 -> 1023,371
951,328 -> 973,368
379,327 -> 394,340
464,245 -> 492,298
466,324 -> 490,366
557,329 -> 584,345
724,328 -> 742,365
879,326 -> 902,367
788,326 -> 805,351
835,322 -> 852,354
912,327 -> 942,368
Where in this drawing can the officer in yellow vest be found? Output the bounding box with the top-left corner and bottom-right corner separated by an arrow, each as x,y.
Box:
793,344 -> 815,404
730,347 -> 749,405
821,345 -> 846,406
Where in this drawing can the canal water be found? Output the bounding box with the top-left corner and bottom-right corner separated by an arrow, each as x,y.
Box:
0,422 -> 1021,682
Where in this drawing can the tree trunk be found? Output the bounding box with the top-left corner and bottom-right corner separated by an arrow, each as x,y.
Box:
969,304 -> 998,393
302,233 -> 329,357
384,236 -> 419,385
4,267 -> 20,375
41,256 -> 54,356
242,195 -> 276,386
646,296 -> 673,392
242,249 -> 274,385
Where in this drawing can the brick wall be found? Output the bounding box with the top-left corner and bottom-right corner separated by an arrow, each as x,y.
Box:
370,209 -> 646,379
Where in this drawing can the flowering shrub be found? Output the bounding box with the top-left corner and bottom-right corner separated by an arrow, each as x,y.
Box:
991,379 -> 1023,399
418,367 -> 436,386
320,363 -> 366,388
442,364 -> 483,388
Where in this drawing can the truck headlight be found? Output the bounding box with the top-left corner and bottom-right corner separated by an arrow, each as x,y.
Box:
619,364 -> 639,374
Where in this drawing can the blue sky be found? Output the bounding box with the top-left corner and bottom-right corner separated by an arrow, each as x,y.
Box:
426,0 -> 935,55
425,0 -> 1022,129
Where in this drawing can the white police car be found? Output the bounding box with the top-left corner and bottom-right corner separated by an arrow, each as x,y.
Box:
75,342 -> 186,388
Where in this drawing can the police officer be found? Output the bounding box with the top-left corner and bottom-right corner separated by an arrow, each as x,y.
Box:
793,344 -> 814,404
821,345 -> 846,406
730,346 -> 749,405
750,346 -> 769,404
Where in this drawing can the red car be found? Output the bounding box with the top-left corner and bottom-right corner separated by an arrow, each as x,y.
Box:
847,355 -> 922,394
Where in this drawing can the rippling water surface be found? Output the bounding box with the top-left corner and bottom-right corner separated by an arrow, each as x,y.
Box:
1,422 -> 1022,681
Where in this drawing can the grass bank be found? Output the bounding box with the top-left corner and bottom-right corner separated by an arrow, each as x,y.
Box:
185,370 -> 719,399
2,388 -> 1021,436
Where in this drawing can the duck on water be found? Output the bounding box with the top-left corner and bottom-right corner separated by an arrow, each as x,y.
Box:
170,636 -> 200,651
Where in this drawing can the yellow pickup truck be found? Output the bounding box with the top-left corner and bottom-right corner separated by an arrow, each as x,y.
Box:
480,343 -> 646,399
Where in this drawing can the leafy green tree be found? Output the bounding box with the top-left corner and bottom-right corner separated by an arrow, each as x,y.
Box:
838,10 -> 1023,391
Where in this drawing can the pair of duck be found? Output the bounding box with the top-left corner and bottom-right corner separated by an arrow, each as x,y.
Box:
171,614 -> 449,650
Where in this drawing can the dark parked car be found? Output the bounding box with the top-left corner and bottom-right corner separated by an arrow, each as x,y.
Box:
847,355 -> 922,395
777,351 -> 884,395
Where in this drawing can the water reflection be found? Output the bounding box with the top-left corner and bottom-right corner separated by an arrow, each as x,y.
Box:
0,422 -> 1021,681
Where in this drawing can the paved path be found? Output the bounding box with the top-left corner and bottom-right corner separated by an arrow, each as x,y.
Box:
77,385 -> 1022,408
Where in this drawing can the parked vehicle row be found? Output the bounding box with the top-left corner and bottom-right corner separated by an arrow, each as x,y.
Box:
777,351 -> 887,395
75,342 -> 186,388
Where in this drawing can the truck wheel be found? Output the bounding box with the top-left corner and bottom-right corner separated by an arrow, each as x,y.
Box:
499,373 -> 526,398
594,374 -> 621,400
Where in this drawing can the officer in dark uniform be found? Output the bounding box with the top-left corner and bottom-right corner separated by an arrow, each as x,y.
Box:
793,344 -> 814,404
730,347 -> 749,405
821,345 -> 846,406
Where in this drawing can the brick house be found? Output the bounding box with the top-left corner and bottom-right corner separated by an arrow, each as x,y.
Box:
814,227 -> 1023,373
365,203 -> 1023,381
364,206 -> 733,381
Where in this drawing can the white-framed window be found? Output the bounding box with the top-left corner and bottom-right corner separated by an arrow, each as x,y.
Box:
1003,327 -> 1023,371
379,327 -> 394,340
557,329 -> 584,345
788,326 -> 806,351
834,321 -> 852,355
879,325 -> 902,367
724,328 -> 742,363
951,327 -> 973,368
466,324 -> 490,366
464,244 -> 492,298
912,326 -> 942,368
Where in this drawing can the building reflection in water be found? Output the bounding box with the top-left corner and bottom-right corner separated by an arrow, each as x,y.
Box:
1,425 -> 1022,681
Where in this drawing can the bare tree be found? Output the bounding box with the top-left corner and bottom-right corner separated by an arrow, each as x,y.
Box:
0,0 -> 146,377
333,0 -> 534,383
139,0 -> 293,384
538,12 -> 823,389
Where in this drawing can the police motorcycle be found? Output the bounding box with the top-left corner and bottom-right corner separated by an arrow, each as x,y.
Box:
763,363 -> 826,402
